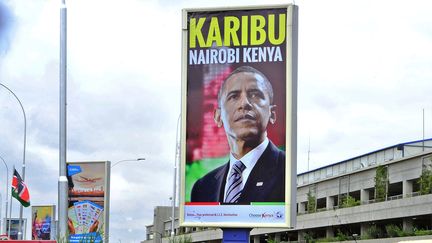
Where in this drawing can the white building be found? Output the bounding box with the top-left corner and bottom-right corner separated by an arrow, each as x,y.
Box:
143,139 -> 432,242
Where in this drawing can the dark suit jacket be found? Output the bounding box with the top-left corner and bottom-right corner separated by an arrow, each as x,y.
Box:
191,141 -> 285,203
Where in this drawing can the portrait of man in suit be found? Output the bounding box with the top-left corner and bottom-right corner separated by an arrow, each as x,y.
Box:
191,66 -> 285,204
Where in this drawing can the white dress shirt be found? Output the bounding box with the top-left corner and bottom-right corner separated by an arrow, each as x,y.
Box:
223,137 -> 269,201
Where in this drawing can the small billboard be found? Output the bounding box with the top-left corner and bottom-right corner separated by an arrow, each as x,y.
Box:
4,218 -> 26,240
67,161 -> 110,243
31,205 -> 55,240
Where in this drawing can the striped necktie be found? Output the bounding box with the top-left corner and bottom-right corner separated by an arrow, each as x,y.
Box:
225,160 -> 246,203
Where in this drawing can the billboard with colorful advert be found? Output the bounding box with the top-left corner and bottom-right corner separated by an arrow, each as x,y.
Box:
3,218 -> 26,240
31,205 -> 55,240
67,161 -> 110,243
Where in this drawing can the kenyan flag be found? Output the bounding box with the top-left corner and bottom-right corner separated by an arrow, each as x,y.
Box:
11,169 -> 30,207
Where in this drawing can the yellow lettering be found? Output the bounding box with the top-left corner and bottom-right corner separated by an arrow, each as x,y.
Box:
190,13 -> 286,48
241,16 -> 248,46
250,15 -> 266,45
206,17 -> 223,47
224,16 -> 240,46
189,18 -> 206,48
268,14 -> 286,45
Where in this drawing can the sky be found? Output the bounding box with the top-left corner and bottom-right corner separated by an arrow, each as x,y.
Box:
0,0 -> 432,242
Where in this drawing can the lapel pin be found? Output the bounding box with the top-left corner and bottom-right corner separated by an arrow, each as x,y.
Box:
256,182 -> 263,187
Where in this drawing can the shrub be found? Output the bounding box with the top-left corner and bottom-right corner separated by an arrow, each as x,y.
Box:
385,224 -> 402,237
169,235 -> 192,243
316,237 -> 337,242
366,225 -> 384,239
336,230 -> 348,241
414,229 -> 432,236
340,195 -> 360,208
303,232 -> 315,243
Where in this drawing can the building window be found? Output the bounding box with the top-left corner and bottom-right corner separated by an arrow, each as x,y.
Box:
361,156 -> 368,168
368,153 -> 377,165
314,171 -> 320,181
320,169 -> 326,179
326,167 -> 332,177
384,148 -> 394,161
377,151 -> 384,164
309,172 -> 315,182
333,165 -> 340,176
346,161 -> 352,172
353,159 -> 360,170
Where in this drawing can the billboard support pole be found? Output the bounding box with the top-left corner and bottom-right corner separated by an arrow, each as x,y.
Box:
222,228 -> 251,243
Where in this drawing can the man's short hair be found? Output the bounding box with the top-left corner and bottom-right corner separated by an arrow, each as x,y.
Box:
217,66 -> 274,107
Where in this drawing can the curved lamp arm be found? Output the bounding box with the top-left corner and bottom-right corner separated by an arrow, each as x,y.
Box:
111,158 -> 145,168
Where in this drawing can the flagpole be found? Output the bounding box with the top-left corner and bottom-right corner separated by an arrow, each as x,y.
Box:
8,166 -> 13,239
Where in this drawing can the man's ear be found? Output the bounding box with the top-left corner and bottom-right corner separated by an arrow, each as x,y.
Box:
269,105 -> 277,124
214,108 -> 223,127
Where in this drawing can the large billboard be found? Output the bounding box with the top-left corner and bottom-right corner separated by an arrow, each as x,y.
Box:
67,161 -> 110,243
180,5 -> 298,228
31,205 -> 55,240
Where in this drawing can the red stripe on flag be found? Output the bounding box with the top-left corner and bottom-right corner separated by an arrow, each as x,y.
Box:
12,176 -> 18,188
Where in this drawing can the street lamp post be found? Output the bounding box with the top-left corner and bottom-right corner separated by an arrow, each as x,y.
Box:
0,83 -> 27,240
109,158 -> 145,243
0,156 -> 9,235
171,114 -> 181,237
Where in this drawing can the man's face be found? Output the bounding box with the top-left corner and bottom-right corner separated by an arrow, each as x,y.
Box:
215,72 -> 276,143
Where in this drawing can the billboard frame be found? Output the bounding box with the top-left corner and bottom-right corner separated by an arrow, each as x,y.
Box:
66,161 -> 111,243
31,204 -> 56,240
3,218 -> 27,240
179,4 -> 298,228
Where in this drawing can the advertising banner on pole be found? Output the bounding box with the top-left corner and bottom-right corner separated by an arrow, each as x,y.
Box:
67,161 -> 110,243
180,5 -> 298,228
31,205 -> 55,240
4,218 -> 26,240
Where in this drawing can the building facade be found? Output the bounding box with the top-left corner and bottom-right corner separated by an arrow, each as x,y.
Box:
144,139 -> 432,242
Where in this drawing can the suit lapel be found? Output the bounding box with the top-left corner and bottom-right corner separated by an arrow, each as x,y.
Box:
213,162 -> 229,202
239,142 -> 280,202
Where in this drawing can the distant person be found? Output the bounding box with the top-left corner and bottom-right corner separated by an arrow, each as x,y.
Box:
191,66 -> 285,204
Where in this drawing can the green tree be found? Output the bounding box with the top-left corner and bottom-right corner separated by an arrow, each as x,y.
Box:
307,191 -> 316,213
375,165 -> 388,201
419,168 -> 432,195
340,195 -> 360,208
